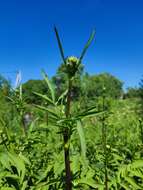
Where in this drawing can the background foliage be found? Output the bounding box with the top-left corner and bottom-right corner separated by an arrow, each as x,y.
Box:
0,61 -> 143,189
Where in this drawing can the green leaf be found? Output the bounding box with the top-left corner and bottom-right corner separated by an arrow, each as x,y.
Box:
1,188 -> 16,190
78,29 -> 95,66
36,165 -> 53,184
27,118 -> 37,135
8,152 -> 26,184
131,169 -> 143,179
3,174 -> 19,180
41,70 -> 55,102
19,85 -> 22,100
74,178 -> 104,189
131,160 -> 143,168
19,154 -> 31,166
120,182 -> 130,190
35,105 -> 59,119
77,120 -> 87,166
54,26 -> 66,65
33,91 -> 55,105
76,110 -> 105,120
56,89 -> 68,105
0,152 -> 11,170
125,176 -> 142,189
21,181 -> 28,190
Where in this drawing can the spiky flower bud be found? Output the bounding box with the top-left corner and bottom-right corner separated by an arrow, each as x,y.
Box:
66,56 -> 79,78
66,56 -> 78,65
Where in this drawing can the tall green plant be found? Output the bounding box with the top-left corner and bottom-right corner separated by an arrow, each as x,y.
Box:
35,27 -> 98,190
8,85 -> 27,136
102,91 -> 108,190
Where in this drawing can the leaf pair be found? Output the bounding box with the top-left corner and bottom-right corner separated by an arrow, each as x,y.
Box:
34,70 -> 68,107
54,27 -> 95,66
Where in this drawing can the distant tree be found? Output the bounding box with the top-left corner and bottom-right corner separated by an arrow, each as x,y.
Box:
81,73 -> 123,100
0,75 -> 12,122
138,77 -> 143,116
0,75 -> 11,96
137,77 -> 143,144
124,87 -> 139,99
53,71 -> 123,103
22,79 -> 49,104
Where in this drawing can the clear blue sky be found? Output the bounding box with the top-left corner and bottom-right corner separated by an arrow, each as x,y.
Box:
0,0 -> 143,88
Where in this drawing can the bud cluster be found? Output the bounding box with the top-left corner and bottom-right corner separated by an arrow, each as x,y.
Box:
65,56 -> 79,78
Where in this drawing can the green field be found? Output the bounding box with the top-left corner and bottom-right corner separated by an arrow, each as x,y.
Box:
0,29 -> 143,190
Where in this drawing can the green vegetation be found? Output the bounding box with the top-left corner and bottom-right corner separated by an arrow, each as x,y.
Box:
0,29 -> 143,190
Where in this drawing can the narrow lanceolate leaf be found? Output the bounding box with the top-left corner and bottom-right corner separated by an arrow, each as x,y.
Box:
125,177 -> 142,189
20,85 -> 23,100
81,105 -> 98,113
21,181 -> 28,190
1,188 -> 16,190
77,105 -> 98,116
33,91 -> 55,105
41,70 -> 55,102
35,105 -> 59,119
74,178 -> 104,189
120,182 -> 130,190
56,89 -> 68,105
76,110 -> 105,120
54,26 -> 66,65
77,120 -> 87,165
78,29 -> 95,66
6,96 -> 15,103
57,110 -> 105,124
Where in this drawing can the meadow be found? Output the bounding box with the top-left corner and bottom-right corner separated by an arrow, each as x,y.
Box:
0,28 -> 143,190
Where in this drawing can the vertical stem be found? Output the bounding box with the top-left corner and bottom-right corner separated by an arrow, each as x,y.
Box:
21,113 -> 26,136
66,79 -> 72,118
64,78 -> 72,190
64,132 -> 72,190
102,96 -> 108,190
139,119 -> 143,157
139,119 -> 143,144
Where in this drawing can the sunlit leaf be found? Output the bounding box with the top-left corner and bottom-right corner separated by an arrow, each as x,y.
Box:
33,91 -> 55,105
41,70 -> 55,102
78,29 -> 95,66
77,120 -> 87,166
54,26 -> 66,65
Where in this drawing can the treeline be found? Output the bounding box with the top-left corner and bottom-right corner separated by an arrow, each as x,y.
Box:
22,72 -> 123,104
0,70 -> 142,105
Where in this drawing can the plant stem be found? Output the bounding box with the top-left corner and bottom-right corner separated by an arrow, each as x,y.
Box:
21,114 -> 26,136
139,119 -> 143,144
63,132 -> 72,190
139,119 -> 143,157
102,96 -> 108,190
66,79 -> 72,118
64,78 -> 72,190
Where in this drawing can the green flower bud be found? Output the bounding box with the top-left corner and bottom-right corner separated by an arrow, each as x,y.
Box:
66,56 -> 79,78
66,56 -> 79,66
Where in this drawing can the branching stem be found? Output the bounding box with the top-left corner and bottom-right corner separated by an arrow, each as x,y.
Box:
64,78 -> 72,190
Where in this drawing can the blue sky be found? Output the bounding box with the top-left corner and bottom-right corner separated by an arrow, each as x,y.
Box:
0,0 -> 143,88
